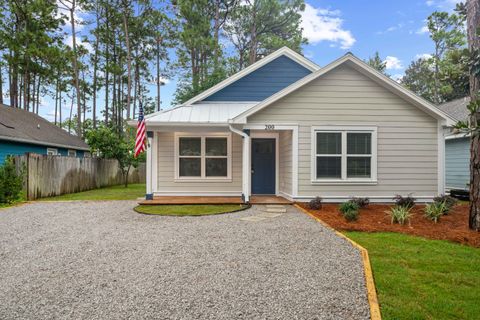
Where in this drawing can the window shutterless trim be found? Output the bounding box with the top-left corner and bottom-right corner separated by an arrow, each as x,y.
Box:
311,126 -> 377,184
174,132 -> 232,182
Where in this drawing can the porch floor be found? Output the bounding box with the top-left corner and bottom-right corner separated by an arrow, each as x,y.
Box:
138,195 -> 292,205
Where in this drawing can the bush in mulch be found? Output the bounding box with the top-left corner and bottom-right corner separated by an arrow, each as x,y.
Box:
298,202 -> 480,247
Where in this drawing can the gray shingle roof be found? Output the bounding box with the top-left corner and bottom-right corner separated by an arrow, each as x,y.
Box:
437,97 -> 470,121
0,104 -> 89,150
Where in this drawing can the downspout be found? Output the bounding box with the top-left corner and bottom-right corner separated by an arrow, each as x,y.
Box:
229,125 -> 250,203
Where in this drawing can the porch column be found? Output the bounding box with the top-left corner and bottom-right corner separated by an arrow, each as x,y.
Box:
145,131 -> 154,200
242,129 -> 251,203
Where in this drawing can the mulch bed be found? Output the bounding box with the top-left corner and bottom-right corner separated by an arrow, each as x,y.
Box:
297,202 -> 480,247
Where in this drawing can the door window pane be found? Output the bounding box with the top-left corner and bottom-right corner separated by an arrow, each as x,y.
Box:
179,158 -> 201,176
347,157 -> 371,178
206,138 -> 227,156
179,138 -> 201,156
316,157 -> 341,178
206,158 -> 228,177
317,132 -> 341,154
347,133 -> 371,154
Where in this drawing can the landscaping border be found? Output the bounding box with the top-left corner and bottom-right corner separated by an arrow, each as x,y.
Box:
133,204 -> 252,216
294,204 -> 381,320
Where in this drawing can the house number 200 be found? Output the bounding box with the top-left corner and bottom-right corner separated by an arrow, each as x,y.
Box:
264,125 -> 275,130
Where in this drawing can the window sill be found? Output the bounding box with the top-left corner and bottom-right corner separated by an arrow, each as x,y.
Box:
311,180 -> 378,186
174,178 -> 233,183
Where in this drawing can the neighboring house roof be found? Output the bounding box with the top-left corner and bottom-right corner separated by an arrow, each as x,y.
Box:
438,97 -> 470,121
0,104 -> 89,150
146,102 -> 257,125
232,53 -> 456,126
179,47 -> 320,106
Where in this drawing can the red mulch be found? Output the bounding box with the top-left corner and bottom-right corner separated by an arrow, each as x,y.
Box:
297,203 -> 480,247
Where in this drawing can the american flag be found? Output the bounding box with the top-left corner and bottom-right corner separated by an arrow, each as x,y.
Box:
134,102 -> 146,157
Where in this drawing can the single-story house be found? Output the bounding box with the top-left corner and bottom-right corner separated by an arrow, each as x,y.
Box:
0,103 -> 90,164
140,47 -> 455,203
438,97 -> 471,191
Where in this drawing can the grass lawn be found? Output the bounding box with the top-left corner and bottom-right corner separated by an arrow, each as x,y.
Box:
346,232 -> 480,320
135,204 -> 248,216
39,184 -> 146,201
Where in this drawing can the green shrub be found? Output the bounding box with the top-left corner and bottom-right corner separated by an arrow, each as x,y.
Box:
433,194 -> 457,214
339,201 -> 360,221
386,206 -> 412,225
424,201 -> 446,223
351,197 -> 370,208
0,157 -> 24,204
308,196 -> 322,210
393,194 -> 416,209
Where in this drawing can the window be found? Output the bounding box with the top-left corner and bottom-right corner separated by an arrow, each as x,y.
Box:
175,133 -> 231,180
68,150 -> 77,157
312,127 -> 377,183
46,148 -> 58,156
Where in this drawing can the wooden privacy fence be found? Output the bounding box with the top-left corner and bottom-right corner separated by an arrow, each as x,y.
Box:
12,154 -> 146,200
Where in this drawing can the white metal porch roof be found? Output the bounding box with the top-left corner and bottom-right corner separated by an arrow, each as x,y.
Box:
145,102 -> 258,124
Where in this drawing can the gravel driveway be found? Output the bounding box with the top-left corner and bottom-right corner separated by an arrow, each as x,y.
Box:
0,201 -> 369,320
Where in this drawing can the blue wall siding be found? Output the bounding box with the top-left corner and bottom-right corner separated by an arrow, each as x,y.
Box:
0,140 -> 86,165
445,137 -> 470,190
203,56 -> 312,101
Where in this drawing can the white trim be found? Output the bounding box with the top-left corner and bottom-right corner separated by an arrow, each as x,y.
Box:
278,191 -> 294,201
67,149 -> 76,157
310,126 -> 378,184
46,148 -> 58,155
228,125 -> 250,202
146,135 -> 153,195
293,195 -> 437,203
231,54 -> 456,125
152,132 -> 158,192
180,47 -> 320,107
174,132 -> 232,182
438,121 -> 446,195
445,132 -> 471,140
153,191 -> 241,197
250,131 -> 279,196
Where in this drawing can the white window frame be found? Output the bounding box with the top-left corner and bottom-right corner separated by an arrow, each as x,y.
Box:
174,132 -> 232,182
311,126 -> 377,185
46,148 -> 58,156
68,149 -> 77,157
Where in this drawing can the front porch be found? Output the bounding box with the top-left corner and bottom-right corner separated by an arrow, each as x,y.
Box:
139,195 -> 292,205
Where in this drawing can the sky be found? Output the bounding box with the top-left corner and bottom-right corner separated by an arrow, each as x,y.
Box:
32,0 -> 462,122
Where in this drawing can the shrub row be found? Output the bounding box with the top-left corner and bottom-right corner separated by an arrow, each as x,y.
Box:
0,157 -> 24,205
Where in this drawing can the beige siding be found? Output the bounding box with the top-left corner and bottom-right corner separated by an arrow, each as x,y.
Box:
156,132 -> 243,194
279,130 -> 292,195
248,65 -> 439,198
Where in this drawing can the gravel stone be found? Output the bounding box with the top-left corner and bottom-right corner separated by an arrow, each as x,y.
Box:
0,201 -> 370,320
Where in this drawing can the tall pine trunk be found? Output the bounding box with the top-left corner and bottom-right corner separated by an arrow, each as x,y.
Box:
123,3 -> 132,119
68,0 -> 83,137
467,0 -> 480,230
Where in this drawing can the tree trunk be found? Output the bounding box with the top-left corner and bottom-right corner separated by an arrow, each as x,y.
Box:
105,5 -> 110,125
54,77 -> 59,125
69,1 -> 83,137
35,74 -> 41,114
0,63 -> 3,105
156,37 -> 161,112
123,4 -> 132,119
92,7 -> 99,129
467,0 -> 480,230
69,93 -> 74,134
59,89 -> 62,127
248,0 -> 257,65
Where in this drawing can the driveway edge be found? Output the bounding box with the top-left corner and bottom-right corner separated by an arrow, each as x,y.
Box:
294,204 -> 381,320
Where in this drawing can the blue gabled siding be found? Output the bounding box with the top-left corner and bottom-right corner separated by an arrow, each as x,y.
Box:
0,140 -> 86,165
445,137 -> 470,190
203,56 -> 312,101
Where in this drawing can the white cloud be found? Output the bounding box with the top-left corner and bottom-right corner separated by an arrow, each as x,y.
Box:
425,0 -> 462,11
416,25 -> 429,34
415,53 -> 432,60
56,0 -> 87,31
384,56 -> 403,70
64,35 -> 93,54
390,74 -> 404,83
426,0 -> 435,6
300,4 -> 356,49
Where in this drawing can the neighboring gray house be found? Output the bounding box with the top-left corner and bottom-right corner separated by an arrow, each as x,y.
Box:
0,104 -> 90,164
438,97 -> 471,191
140,47 -> 455,203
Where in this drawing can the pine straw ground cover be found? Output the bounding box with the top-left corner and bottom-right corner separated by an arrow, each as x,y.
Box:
297,202 -> 480,247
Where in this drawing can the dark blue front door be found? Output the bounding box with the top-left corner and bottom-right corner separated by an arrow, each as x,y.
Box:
251,138 -> 276,194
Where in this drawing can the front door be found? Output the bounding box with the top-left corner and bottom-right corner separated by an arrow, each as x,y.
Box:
251,138 -> 276,194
